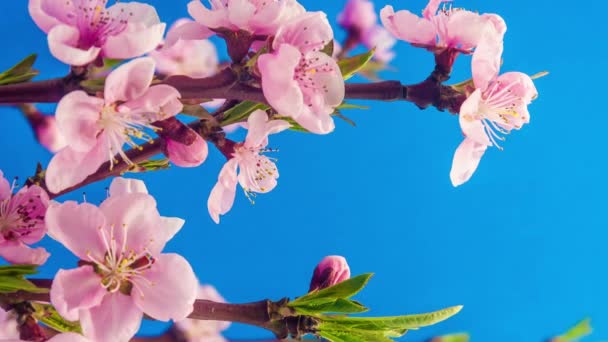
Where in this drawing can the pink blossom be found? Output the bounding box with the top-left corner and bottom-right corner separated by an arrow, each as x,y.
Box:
46,177 -> 198,342
150,19 -> 219,78
187,0 -> 305,36
34,115 -> 67,153
338,0 -> 377,34
0,171 -> 50,266
47,333 -> 91,342
450,30 -> 537,186
258,12 -> 345,134
380,0 -> 504,52
362,26 -> 396,63
309,256 -> 351,292
45,57 -> 183,194
163,128 -> 209,168
207,110 -> 290,223
28,0 -> 166,66
0,309 -> 19,339
176,285 -> 230,342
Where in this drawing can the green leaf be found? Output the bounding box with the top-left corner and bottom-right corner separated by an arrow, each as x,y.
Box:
289,273 -> 373,306
0,264 -> 38,277
0,275 -> 48,294
321,40 -> 335,57
333,111 -> 356,127
338,50 -> 375,80
336,103 -> 369,111
290,298 -> 369,316
0,54 -> 39,85
320,329 -> 395,342
80,78 -> 106,93
555,318 -> 592,342
221,101 -> 269,126
320,305 -> 463,333
182,104 -> 213,120
127,159 -> 171,173
431,333 -> 470,342
31,303 -> 82,333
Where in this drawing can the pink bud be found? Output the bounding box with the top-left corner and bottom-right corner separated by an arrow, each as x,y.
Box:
309,255 -> 351,292
163,131 -> 209,168
34,115 -> 67,153
338,0 -> 378,35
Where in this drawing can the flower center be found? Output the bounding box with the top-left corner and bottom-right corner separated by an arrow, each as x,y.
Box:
234,145 -> 278,202
66,0 -> 131,48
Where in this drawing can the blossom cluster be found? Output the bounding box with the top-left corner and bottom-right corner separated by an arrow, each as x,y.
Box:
0,0 -> 540,340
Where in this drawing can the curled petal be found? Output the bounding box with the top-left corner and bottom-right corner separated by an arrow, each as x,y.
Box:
0,242 -> 49,266
79,293 -> 143,342
258,44 -> 303,118
450,138 -> 488,187
104,58 -> 156,104
132,253 -> 198,321
50,266 -> 106,321
47,25 -> 101,66
380,6 -> 436,46
208,159 -> 239,224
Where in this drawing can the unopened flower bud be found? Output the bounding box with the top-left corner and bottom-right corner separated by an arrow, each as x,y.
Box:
309,255 -> 351,292
21,104 -> 66,153
156,117 -> 209,168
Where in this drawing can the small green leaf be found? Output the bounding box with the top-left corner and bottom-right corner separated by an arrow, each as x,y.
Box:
32,303 -> 82,333
221,101 -> 269,126
555,318 -> 592,342
0,54 -> 38,85
127,159 -> 171,173
289,273 -> 373,306
337,103 -> 369,110
0,275 -> 49,294
338,49 -> 375,80
320,329 -> 394,342
321,40 -> 335,57
431,333 -> 470,342
0,264 -> 38,277
291,298 -> 369,316
245,46 -> 269,69
182,104 -> 213,120
333,111 -> 356,127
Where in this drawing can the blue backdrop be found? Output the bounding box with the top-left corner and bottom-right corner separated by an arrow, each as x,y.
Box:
0,0 -> 600,340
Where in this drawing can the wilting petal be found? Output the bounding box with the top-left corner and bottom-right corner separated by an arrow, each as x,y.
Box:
208,159 -> 238,224
45,201 -> 106,261
450,138 -> 488,186
132,253 -> 197,321
0,242 -> 49,266
55,91 -> 104,152
99,193 -> 163,255
45,140 -> 109,194
380,6 -> 435,46
258,44 -> 303,118
104,58 -> 155,104
79,292 -> 143,342
47,25 -> 101,66
50,266 -> 106,321
108,177 -> 149,197
273,12 -> 333,53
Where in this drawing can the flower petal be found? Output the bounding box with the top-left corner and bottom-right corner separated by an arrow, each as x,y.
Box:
121,85 -> 183,120
133,253 -> 198,321
0,242 -> 49,266
450,138 -> 488,187
380,6 -> 435,46
188,0 -> 229,30
293,106 -> 335,134
28,0 -> 62,33
108,177 -> 149,197
47,25 -> 101,66
208,159 -> 238,224
50,266 -> 106,321
273,12 -> 333,54
165,133 -> 209,168
164,20 -> 214,49
48,332 -> 90,342
458,90 -> 492,146
45,201 -> 106,261
244,110 -> 290,148
55,91 -> 104,152
79,292 -> 143,342
258,44 -> 303,118
10,185 -> 49,244
104,58 -> 155,104
0,170 -> 11,202
471,27 -> 504,90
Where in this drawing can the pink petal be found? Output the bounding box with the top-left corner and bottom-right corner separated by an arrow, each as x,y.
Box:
108,177 -> 149,197
99,193 -> 164,256
104,58 -> 155,104
133,253 -> 198,321
450,138 -> 488,187
159,217 -> 185,245
121,85 -> 183,120
337,0 -> 378,33
244,110 -> 290,148
47,25 -> 101,66
55,91 -> 104,152
471,29 -> 503,90
102,3 -> 165,59
39,0 -> 73,25
48,333 -> 90,342
273,12 -> 333,54
45,139 -> 109,194
422,0 -> 444,19
208,159 -> 238,224
9,185 -> 49,244
79,292 -> 143,342
238,155 -> 279,193
50,266 -> 106,321
495,72 -> 538,103
446,10 -> 487,49
293,106 -> 335,134
380,6 -> 436,46
0,170 -> 11,201
45,201 -> 107,261
28,0 -> 62,33
0,242 -> 49,266
188,0 -> 229,30
258,44 -> 303,118
249,0 -> 305,36
165,133 -> 209,168
304,52 -> 345,109
227,0 -> 257,30
35,115 -> 67,153
164,20 -> 214,49
458,90 -> 492,146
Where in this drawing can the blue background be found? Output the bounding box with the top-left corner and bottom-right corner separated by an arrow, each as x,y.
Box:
0,0 -> 600,341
